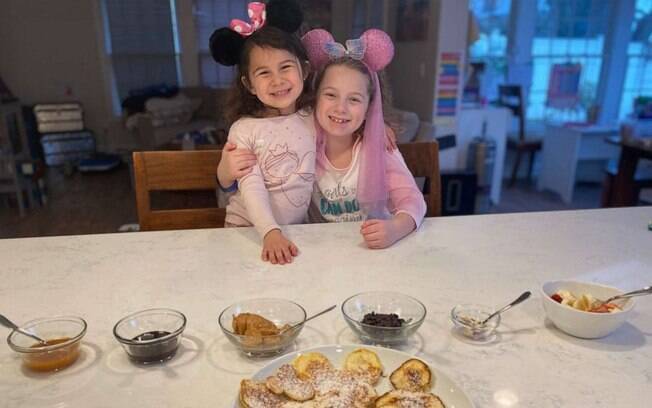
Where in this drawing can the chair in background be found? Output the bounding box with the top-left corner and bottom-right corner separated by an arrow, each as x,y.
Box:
132,87 -> 228,150
397,141 -> 441,217
0,101 -> 35,216
601,124 -> 652,207
497,85 -> 542,187
133,150 -> 225,231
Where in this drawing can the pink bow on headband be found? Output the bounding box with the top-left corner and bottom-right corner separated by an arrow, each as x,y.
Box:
230,2 -> 266,37
301,29 -> 394,72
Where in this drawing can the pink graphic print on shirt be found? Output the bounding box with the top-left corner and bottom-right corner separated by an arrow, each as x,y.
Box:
263,143 -> 315,207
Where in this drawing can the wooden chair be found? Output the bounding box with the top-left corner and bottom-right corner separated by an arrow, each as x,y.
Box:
601,125 -> 652,207
397,141 -> 441,217
498,85 -> 542,187
133,150 -> 226,231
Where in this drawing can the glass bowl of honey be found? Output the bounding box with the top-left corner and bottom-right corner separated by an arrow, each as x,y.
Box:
113,308 -> 186,364
7,316 -> 87,372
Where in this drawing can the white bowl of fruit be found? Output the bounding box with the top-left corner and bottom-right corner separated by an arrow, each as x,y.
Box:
541,280 -> 634,339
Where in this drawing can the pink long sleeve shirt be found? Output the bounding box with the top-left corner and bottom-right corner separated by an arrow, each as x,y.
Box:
308,138 -> 426,226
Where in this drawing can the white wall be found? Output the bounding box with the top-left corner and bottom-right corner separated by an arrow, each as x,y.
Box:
385,0 -> 468,128
385,0 -> 440,121
0,0 -> 113,147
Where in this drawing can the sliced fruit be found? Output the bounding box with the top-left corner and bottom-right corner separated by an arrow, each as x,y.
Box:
389,358 -> 432,392
375,390 -> 445,408
343,348 -> 383,384
291,352 -> 333,380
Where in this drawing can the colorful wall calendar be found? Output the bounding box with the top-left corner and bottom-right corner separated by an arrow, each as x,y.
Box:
434,52 -> 462,125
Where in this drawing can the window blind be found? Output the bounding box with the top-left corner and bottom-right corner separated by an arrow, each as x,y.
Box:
194,0 -> 247,88
529,0 -> 611,120
103,0 -> 179,100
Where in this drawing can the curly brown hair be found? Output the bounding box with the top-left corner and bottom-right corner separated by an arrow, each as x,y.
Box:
306,57 -> 396,136
224,26 -> 313,127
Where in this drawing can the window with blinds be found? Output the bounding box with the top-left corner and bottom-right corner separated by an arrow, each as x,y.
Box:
102,0 -> 180,101
529,0 -> 610,121
194,0 -> 247,88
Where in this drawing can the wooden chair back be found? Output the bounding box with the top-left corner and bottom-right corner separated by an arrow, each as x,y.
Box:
498,84 -> 526,141
397,141 -> 441,217
133,150 -> 226,231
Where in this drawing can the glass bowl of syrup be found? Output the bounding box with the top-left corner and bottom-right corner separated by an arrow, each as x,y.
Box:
341,291 -> 426,345
113,308 -> 186,364
7,316 -> 87,372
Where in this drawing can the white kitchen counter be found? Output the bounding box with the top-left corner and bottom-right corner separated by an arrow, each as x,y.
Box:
1,207 -> 651,407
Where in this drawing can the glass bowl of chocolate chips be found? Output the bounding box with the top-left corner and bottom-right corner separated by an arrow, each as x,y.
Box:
341,291 -> 426,345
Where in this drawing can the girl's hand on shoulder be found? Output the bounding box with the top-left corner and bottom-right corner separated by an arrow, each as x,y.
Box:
262,229 -> 299,265
217,142 -> 258,185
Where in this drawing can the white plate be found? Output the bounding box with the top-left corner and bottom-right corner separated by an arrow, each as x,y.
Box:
233,344 -> 474,407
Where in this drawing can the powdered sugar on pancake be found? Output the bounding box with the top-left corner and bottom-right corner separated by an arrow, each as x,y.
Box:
307,367 -> 376,406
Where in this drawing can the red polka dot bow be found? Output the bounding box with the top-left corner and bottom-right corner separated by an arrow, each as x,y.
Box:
229,2 -> 266,37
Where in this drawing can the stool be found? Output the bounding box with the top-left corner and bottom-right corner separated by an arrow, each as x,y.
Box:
601,161 -> 652,206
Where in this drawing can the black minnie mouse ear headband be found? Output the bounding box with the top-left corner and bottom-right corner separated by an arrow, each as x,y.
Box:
209,0 -> 303,66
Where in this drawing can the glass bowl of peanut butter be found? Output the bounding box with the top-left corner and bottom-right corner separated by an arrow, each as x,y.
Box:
219,298 -> 306,358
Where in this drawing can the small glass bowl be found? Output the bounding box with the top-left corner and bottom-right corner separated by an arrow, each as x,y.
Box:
341,291 -> 426,345
451,304 -> 500,341
113,308 -> 186,364
218,298 -> 306,358
7,316 -> 87,372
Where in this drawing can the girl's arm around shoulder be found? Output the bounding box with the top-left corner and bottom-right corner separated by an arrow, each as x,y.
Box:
216,122 -> 258,188
384,148 -> 427,228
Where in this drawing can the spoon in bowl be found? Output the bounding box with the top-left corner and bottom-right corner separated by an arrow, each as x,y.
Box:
600,285 -> 652,305
0,314 -> 48,345
280,305 -> 337,334
480,291 -> 532,326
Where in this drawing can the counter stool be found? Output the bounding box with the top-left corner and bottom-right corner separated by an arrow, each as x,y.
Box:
498,85 -> 543,187
601,161 -> 652,206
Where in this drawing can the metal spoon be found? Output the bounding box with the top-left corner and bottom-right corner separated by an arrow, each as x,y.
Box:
281,305 -> 337,334
0,314 -> 48,345
602,285 -> 652,305
480,291 -> 532,326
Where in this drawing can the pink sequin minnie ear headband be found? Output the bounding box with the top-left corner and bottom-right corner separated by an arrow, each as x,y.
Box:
301,28 -> 394,73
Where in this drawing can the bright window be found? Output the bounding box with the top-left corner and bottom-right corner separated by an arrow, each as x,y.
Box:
619,0 -> 652,119
529,0 -> 610,121
102,0 -> 181,101
194,0 -> 246,88
468,0 -> 512,101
